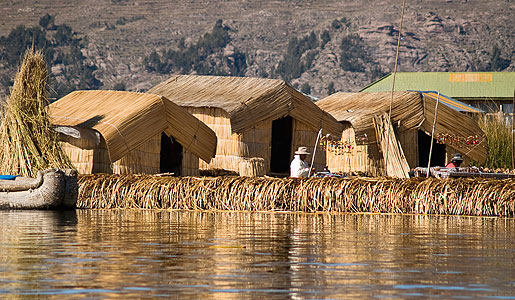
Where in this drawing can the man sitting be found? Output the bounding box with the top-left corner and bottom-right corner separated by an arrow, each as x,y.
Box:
445,153 -> 463,168
290,146 -> 313,178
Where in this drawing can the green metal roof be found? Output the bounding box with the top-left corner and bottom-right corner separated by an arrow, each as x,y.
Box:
360,72 -> 514,99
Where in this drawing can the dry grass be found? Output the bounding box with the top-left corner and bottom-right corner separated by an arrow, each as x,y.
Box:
476,113 -> 515,170
78,175 -> 515,216
0,49 -> 73,177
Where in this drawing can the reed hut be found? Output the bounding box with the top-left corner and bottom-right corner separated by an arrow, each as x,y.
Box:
148,75 -> 343,176
48,90 -> 217,176
316,91 -> 487,177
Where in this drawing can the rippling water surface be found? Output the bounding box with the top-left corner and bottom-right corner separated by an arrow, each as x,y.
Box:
1,210 -> 515,299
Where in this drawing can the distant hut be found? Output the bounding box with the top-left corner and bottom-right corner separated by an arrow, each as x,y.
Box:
48,90 -> 217,176
148,75 -> 343,176
316,91 -> 487,177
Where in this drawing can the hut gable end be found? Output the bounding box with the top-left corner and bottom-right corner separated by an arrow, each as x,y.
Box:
48,90 -> 217,163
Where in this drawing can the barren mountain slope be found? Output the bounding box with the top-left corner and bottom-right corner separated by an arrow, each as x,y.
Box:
1,0 -> 513,98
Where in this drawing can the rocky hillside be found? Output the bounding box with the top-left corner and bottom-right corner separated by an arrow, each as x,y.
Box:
1,0 -> 513,100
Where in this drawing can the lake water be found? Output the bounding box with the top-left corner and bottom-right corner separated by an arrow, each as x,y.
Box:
1,210 -> 515,299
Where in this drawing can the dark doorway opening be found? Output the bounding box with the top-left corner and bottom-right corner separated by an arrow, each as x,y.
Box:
270,116 -> 293,174
418,130 -> 446,167
160,132 -> 183,175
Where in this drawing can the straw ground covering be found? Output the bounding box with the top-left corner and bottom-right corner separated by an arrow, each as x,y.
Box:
0,50 -> 73,177
78,175 -> 515,217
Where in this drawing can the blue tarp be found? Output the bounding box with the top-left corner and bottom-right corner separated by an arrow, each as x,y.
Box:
0,175 -> 17,180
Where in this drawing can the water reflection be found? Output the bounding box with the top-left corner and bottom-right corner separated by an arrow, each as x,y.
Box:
0,210 -> 514,299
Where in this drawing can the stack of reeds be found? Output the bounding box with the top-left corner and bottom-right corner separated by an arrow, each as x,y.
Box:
78,174 -> 515,217
0,50 -> 73,177
373,113 -> 410,178
238,157 -> 266,177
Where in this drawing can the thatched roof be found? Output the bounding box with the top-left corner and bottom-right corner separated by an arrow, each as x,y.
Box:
317,91 -> 487,163
148,75 -> 343,136
48,90 -> 217,163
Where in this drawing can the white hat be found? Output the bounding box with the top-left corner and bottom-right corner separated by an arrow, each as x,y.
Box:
295,146 -> 310,155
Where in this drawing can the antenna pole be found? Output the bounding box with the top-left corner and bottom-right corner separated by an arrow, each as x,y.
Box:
308,128 -> 323,177
427,91 -> 440,177
512,88 -> 514,170
384,0 -> 406,176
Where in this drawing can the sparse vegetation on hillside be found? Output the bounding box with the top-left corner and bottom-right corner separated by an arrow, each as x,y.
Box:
488,45 -> 511,71
273,32 -> 319,81
272,18 -> 386,90
0,14 -> 102,100
143,19 -> 247,76
339,33 -> 368,72
1,0 -> 512,99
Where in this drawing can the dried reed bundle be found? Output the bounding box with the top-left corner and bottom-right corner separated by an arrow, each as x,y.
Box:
373,113 -> 410,178
78,175 -> 515,217
0,50 -> 73,177
238,157 -> 266,177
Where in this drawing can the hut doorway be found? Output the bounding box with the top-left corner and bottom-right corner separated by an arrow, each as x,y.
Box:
160,133 -> 183,175
418,130 -> 446,168
270,116 -> 293,174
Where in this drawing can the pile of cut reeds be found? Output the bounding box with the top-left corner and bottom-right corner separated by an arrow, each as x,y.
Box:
0,50 -> 73,177
78,175 -> 515,217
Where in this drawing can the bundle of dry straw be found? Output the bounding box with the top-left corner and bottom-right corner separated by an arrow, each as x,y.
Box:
0,50 -> 73,177
78,175 -> 515,217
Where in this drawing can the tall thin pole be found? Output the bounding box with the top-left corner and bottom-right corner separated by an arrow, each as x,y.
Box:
512,89 -> 515,170
427,91 -> 441,177
308,128 -> 323,177
384,0 -> 407,176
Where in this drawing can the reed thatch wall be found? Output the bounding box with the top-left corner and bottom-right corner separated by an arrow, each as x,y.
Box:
77,174 -> 515,217
398,129 -> 418,168
327,123 -> 472,176
186,107 -> 327,174
60,134 -> 111,174
61,132 -> 200,176
325,122 -> 384,176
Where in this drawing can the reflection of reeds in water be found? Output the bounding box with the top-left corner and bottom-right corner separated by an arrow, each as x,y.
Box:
78,175 -> 515,217
0,50 -> 73,177
477,113 -> 515,170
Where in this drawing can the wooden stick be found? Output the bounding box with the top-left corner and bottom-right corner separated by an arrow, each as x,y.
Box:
385,0 -> 407,176
308,128 -> 322,177
511,89 -> 515,170
427,91 -> 441,177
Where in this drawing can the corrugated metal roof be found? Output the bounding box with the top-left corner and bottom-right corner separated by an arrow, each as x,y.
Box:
360,72 -> 514,99
418,91 -> 485,113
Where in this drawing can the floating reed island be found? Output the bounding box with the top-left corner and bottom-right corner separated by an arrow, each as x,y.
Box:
78,174 -> 515,217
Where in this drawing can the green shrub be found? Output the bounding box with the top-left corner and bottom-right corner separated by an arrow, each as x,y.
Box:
0,16 -> 103,99
300,83 -> 311,94
143,19 -> 246,76
340,33 -> 368,72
